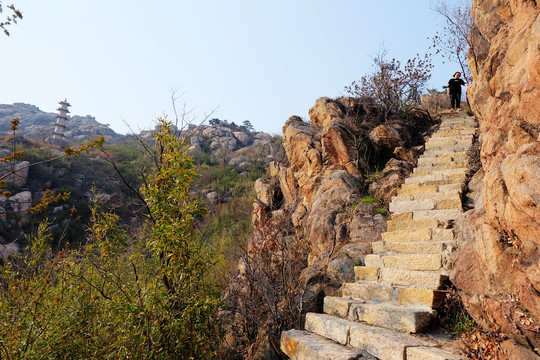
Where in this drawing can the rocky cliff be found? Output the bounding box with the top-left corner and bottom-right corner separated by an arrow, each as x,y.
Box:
451,0 -> 540,356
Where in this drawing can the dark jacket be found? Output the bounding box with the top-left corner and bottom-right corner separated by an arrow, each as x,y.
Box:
448,78 -> 466,94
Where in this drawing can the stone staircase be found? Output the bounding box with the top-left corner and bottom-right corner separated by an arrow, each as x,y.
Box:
281,111 -> 477,360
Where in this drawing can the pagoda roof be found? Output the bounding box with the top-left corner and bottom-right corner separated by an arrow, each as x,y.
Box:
52,132 -> 66,138
57,107 -> 71,113
58,100 -> 71,106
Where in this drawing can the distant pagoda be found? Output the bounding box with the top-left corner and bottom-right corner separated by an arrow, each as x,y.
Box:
52,99 -> 71,138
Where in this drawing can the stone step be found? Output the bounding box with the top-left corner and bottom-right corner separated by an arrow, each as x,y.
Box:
398,183 -> 462,195
386,218 -> 439,232
389,199 -> 437,212
331,300 -> 437,333
392,190 -> 461,202
373,240 -> 457,255
424,139 -> 472,148
421,149 -> 469,158
405,172 -> 467,184
412,167 -> 468,176
382,228 -> 454,243
423,144 -> 471,153
364,254 -> 384,268
341,283 -> 445,307
414,164 -> 468,173
413,209 -> 462,221
389,197 -> 462,213
380,267 -> 447,289
430,129 -> 476,137
305,313 -> 444,360
354,267 -> 448,290
417,156 -> 468,167
354,266 -> 379,281
382,254 -> 442,271
280,329 -> 373,360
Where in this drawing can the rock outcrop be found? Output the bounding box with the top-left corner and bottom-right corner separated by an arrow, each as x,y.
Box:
451,0 -> 540,355
281,111 -> 476,360
226,97 -> 433,359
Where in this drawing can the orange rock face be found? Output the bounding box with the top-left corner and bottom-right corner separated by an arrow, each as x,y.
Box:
451,0 -> 540,353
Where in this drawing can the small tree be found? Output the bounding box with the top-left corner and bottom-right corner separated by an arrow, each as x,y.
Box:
345,50 -> 433,121
432,1 -> 475,83
0,2 -> 22,36
242,120 -> 254,132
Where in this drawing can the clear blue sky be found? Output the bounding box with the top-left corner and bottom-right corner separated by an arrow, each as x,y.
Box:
0,0 -> 465,135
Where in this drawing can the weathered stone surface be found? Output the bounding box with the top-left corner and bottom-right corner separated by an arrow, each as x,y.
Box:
7,191 -> 32,213
364,254 -> 383,268
0,161 -> 30,188
348,322 -> 433,360
349,302 -> 437,333
0,242 -> 19,258
233,131 -> 251,146
413,209 -> 462,222
386,219 -> 438,232
254,178 -> 279,208
452,1 -> 540,351
389,199 -> 436,213
321,123 -> 359,175
397,288 -> 445,308
380,268 -> 445,289
369,124 -> 403,152
348,203 -> 386,243
382,254 -> 442,271
384,241 -> 454,255
309,97 -> 346,128
369,158 -> 415,205
323,296 -> 357,318
341,283 -> 393,303
354,266 -> 379,281
382,228 -> 431,243
280,330 -> 370,360
304,313 -> 350,345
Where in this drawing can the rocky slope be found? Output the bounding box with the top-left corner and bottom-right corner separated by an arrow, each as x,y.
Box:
451,0 -> 540,357
224,97 -> 434,359
0,104 -> 279,253
0,103 -> 122,142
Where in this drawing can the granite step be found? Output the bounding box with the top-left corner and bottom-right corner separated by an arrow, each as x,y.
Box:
373,240 -> 457,255
341,283 -> 445,307
389,197 -> 462,213
382,228 -> 454,243
365,253 -> 443,271
323,299 -> 437,333
386,219 -> 439,232
304,313 -> 458,360
379,267 -> 447,289
280,329 -> 374,360
354,266 -> 447,290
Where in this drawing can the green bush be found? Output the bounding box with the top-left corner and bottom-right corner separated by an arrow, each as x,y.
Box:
0,119 -> 223,359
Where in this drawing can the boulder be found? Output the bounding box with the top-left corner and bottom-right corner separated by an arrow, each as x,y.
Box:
8,191 -> 32,214
0,161 -> 30,188
369,124 -> 403,155
229,157 -> 248,167
233,131 -> 251,146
